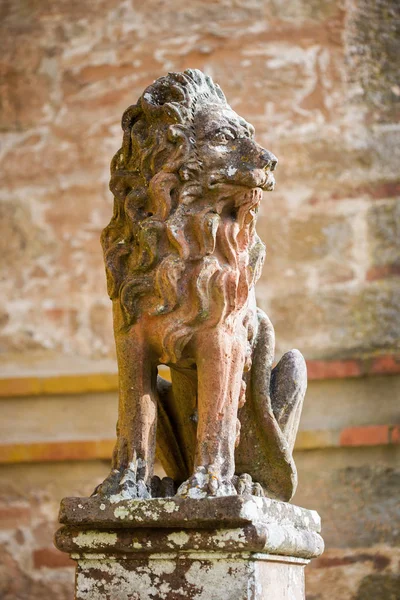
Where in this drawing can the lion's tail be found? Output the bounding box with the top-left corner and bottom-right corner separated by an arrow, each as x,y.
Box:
235,310 -> 305,501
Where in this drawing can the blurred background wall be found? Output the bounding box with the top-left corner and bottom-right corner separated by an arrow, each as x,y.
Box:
0,0 -> 399,598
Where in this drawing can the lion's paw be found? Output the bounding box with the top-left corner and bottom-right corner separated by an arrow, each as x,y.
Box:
176,466 -> 237,499
232,473 -> 264,497
93,466 -> 151,501
109,467 -> 151,501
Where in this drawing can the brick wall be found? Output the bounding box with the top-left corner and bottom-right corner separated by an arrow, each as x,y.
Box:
0,0 -> 399,599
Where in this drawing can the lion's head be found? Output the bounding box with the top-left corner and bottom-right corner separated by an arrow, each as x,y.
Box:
102,69 -> 277,357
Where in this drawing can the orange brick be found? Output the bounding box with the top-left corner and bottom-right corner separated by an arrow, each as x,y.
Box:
327,181 -> 400,201
0,439 -> 114,464
370,355 -> 400,375
0,505 -> 31,529
33,547 -> 74,569
340,425 -> 390,447
307,359 -> 361,380
366,264 -> 400,281
389,425 -> 400,444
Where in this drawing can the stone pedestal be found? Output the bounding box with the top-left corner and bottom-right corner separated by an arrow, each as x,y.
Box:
55,496 -> 323,600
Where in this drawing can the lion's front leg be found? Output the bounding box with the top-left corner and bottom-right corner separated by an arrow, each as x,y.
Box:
176,326 -> 245,498
93,320 -> 158,500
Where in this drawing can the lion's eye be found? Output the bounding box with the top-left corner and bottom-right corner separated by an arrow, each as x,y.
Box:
214,128 -> 236,144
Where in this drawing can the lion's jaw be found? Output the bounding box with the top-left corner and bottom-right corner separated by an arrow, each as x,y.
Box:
207,166 -> 275,194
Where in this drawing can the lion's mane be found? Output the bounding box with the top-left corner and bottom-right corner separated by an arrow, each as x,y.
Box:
102,69 -> 265,363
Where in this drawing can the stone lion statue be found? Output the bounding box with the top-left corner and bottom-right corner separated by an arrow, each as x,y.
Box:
94,69 -> 307,502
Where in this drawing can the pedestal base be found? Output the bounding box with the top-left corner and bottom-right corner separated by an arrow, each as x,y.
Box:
73,553 -> 307,600
55,496 -> 324,600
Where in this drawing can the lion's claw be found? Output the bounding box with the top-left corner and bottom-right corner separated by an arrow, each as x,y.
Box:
92,464 -> 151,500
237,473 -> 253,495
252,482 -> 264,497
111,467 -> 150,500
176,468 -> 265,499
233,473 -> 265,497
176,466 -> 237,499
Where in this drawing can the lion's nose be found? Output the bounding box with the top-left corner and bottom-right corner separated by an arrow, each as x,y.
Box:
260,150 -> 278,172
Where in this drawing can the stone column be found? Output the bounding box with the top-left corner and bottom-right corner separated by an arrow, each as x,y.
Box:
55,495 -> 323,599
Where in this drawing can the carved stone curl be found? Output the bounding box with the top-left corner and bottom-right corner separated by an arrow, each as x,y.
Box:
94,69 -> 307,502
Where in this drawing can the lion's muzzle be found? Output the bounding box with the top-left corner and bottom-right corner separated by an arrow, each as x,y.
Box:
260,149 -> 278,172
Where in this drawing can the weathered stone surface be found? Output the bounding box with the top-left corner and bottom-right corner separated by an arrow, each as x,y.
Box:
59,496 -> 321,533
57,524 -> 321,559
72,554 -> 308,600
55,496 -> 322,599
